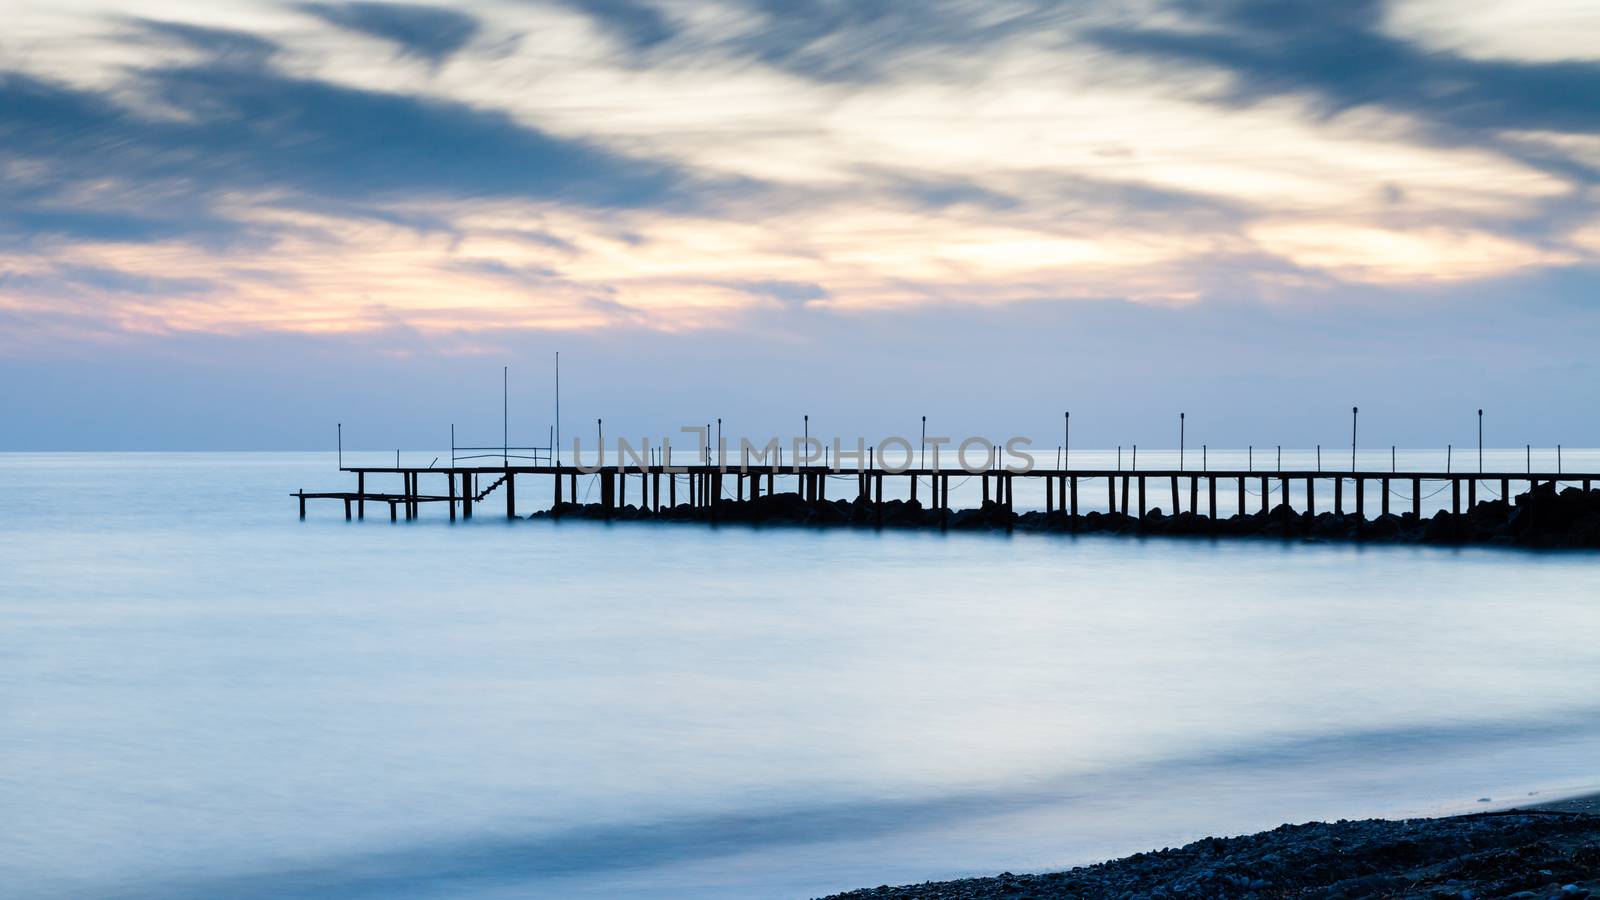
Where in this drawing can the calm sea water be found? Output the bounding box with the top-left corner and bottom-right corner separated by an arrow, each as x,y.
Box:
3,452 -> 1599,899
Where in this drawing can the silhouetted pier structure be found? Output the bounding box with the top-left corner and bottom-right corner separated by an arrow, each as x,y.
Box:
296,372 -> 1600,543
295,461 -> 1598,528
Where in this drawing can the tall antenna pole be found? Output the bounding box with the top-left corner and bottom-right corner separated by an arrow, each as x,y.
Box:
921,416 -> 926,466
1477,409 -> 1483,473
503,365 -> 509,466
555,352 -> 561,466
1064,411 -> 1070,470
717,418 -> 722,468
337,422 -> 342,469
1351,406 -> 1358,471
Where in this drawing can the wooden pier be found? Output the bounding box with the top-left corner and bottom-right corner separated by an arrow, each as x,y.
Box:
295,462 -> 1599,529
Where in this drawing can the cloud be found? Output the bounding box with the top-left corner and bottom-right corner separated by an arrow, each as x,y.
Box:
0,0 -> 1595,354
1087,0 -> 1600,180
50,264 -> 220,297
729,279 -> 830,306
0,207 -> 248,249
448,257 -> 563,283
695,0 -> 1075,83
546,0 -> 676,51
131,18 -> 282,65
0,16 -> 714,256
298,2 -> 481,63
133,59 -> 688,207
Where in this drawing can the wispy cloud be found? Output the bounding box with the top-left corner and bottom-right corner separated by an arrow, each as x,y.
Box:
0,0 -> 1596,349
298,2 -> 482,63
1087,0 -> 1600,179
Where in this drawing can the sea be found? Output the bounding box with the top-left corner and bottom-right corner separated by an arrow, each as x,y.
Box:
3,450 -> 1598,899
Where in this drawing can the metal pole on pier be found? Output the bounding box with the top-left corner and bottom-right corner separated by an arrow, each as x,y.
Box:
1351,406 -> 1358,471
1064,412 -> 1070,470
554,352 -> 561,466
337,423 -> 342,468
1478,409 -> 1483,473
1179,413 -> 1185,470
503,365 -> 509,466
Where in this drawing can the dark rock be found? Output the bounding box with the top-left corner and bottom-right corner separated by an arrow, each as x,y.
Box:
526,483 -> 1600,549
819,811 -> 1600,900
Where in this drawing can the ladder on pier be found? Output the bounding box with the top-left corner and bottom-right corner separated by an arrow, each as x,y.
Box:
473,474 -> 509,502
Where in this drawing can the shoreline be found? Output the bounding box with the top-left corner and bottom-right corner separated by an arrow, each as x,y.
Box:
821,794 -> 1600,899
530,483 -> 1600,549
1535,791 -> 1600,816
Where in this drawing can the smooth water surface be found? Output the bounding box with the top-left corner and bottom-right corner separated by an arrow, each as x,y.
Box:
3,452 -> 1599,899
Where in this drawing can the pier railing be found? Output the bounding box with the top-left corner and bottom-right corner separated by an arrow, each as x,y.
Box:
450,445 -> 553,465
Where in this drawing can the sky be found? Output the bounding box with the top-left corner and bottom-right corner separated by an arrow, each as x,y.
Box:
2,0 -> 1599,450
